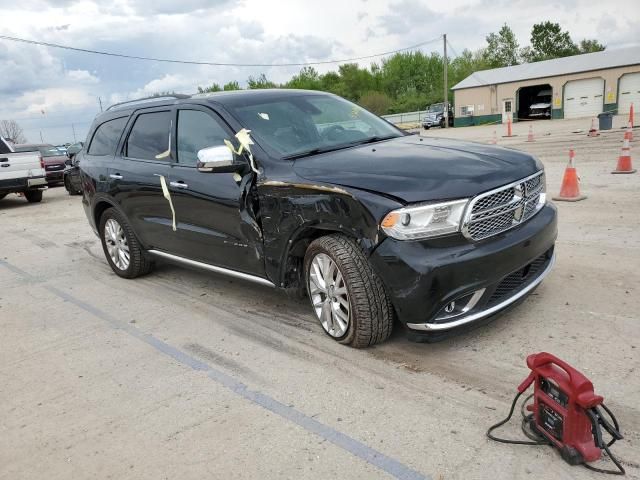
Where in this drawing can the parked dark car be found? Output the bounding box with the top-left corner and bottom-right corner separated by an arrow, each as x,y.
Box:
14,143 -> 67,185
78,90 -> 557,347
63,145 -> 83,195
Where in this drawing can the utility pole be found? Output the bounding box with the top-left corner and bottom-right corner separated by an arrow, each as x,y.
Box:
98,96 -> 103,112
71,123 -> 77,142
443,33 -> 448,129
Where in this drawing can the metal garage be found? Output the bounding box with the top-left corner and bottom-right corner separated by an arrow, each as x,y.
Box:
618,72 -> 640,117
451,47 -> 640,126
563,78 -> 605,118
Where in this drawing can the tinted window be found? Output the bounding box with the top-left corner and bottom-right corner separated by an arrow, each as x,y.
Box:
177,110 -> 229,166
126,111 -> 171,161
88,118 -> 127,156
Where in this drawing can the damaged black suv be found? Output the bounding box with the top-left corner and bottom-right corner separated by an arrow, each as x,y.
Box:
79,90 -> 557,347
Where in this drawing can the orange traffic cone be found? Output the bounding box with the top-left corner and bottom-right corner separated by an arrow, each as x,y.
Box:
588,118 -> 599,137
630,103 -> 635,128
553,149 -> 587,202
527,124 -> 535,142
626,121 -> 633,142
490,129 -> 497,144
505,115 -> 513,137
612,136 -> 636,174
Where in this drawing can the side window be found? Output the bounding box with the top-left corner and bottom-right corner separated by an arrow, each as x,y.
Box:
125,111 -> 171,161
87,117 -> 127,156
176,110 -> 229,166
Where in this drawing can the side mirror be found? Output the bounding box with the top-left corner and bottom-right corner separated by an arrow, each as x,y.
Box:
65,159 -> 72,166
197,145 -> 243,173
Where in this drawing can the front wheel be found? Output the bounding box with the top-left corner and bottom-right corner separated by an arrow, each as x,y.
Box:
304,235 -> 394,347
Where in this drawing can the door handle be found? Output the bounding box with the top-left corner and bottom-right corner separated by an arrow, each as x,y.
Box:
169,181 -> 188,189
109,173 -> 123,179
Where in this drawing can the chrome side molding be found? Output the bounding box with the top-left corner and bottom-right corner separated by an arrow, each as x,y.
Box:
148,250 -> 275,288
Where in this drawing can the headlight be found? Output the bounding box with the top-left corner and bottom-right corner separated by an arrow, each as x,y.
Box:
381,199 -> 469,240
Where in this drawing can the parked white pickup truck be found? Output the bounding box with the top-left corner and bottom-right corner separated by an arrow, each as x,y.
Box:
0,136 -> 47,203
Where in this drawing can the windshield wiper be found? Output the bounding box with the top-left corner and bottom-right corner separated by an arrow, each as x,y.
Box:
282,135 -> 399,160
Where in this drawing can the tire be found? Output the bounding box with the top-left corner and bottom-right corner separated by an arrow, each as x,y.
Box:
65,177 -> 81,195
25,190 -> 43,203
0,193 -> 6,201
304,234 -> 394,347
98,208 -> 153,279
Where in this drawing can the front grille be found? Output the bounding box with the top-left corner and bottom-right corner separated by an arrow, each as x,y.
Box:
487,251 -> 551,306
464,172 -> 544,241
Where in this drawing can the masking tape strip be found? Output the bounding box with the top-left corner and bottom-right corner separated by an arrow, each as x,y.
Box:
158,175 -> 176,231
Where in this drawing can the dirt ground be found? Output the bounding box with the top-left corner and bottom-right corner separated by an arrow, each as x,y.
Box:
1,115 -> 638,480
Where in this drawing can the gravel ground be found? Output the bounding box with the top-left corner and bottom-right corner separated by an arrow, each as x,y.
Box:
1,115 -> 638,479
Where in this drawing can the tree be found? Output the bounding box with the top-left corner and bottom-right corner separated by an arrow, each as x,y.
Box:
578,39 -> 605,54
357,91 -> 392,115
223,81 -> 241,91
522,21 -> 578,62
0,120 -> 27,143
284,67 -> 322,90
197,83 -> 222,93
247,73 -> 277,89
484,24 -> 520,68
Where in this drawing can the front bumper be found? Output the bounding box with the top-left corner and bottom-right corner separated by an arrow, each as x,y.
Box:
369,203 -> 557,332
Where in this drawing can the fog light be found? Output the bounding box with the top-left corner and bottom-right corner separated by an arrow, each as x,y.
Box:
444,302 -> 456,313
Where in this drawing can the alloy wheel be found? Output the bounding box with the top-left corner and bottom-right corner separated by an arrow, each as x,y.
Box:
308,253 -> 350,337
104,218 -> 130,271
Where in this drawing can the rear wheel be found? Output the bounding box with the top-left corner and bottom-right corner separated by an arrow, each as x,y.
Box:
304,235 -> 394,347
25,190 -> 43,203
99,208 -> 153,278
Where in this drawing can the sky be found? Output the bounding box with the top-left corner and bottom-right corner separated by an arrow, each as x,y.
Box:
0,0 -> 638,144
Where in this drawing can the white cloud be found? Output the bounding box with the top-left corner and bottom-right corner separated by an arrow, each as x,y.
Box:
66,69 -> 99,83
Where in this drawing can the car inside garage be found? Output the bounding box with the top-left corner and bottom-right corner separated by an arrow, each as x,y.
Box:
517,84 -> 553,120
618,72 -> 640,117
563,77 -> 605,118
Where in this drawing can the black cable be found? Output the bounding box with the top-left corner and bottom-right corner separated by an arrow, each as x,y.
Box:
487,391 -> 549,445
0,34 -> 443,67
583,404 -> 625,475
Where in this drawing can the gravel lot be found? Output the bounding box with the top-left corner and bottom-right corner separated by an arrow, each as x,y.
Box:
1,115 -> 638,479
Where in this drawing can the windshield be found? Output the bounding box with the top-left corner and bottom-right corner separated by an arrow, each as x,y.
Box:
226,94 -> 402,159
39,146 -> 64,157
427,104 -> 443,113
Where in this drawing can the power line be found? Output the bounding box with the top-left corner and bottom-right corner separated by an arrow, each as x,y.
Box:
0,34 -> 443,67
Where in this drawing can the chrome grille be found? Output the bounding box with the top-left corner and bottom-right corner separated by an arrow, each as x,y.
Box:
463,172 -> 545,241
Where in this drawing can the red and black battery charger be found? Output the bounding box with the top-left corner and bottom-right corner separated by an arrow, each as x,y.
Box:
488,352 -> 625,475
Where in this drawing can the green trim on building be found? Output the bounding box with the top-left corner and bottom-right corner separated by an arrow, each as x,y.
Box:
454,114 -> 502,127
603,103 -> 617,114
552,108 -> 563,119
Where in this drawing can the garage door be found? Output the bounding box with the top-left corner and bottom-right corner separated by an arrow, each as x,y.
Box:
564,78 -> 604,118
618,73 -> 640,117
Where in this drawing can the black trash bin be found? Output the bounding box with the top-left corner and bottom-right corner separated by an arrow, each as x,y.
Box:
597,112 -> 613,130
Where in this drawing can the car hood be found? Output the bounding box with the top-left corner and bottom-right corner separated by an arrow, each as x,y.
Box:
293,135 -> 542,203
530,102 -> 551,109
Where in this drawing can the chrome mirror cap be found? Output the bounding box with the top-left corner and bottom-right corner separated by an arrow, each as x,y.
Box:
197,146 -> 234,172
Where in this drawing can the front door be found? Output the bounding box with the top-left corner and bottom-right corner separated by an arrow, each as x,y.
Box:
109,108 -> 173,251
166,105 -> 265,277
502,99 -> 514,124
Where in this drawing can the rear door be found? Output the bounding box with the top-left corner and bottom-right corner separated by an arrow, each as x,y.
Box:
166,105 -> 265,276
109,108 -> 173,251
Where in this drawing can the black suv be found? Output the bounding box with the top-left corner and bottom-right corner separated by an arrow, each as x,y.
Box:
79,90 -> 557,347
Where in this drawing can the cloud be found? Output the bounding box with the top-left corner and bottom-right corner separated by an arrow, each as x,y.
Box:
67,69 -> 100,83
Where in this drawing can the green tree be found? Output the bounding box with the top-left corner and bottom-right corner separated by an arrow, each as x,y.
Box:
484,24 -> 520,67
578,39 -> 605,54
247,73 -> 277,89
336,63 -> 376,101
357,91 -> 392,115
197,83 -> 221,93
380,51 -> 442,103
223,81 -> 241,91
522,21 -> 578,62
284,67 -> 322,90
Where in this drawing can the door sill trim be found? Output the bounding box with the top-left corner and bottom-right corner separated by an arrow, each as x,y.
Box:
147,250 -> 275,288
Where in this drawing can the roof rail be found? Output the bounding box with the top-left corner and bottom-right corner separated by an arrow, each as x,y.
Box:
106,94 -> 191,111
